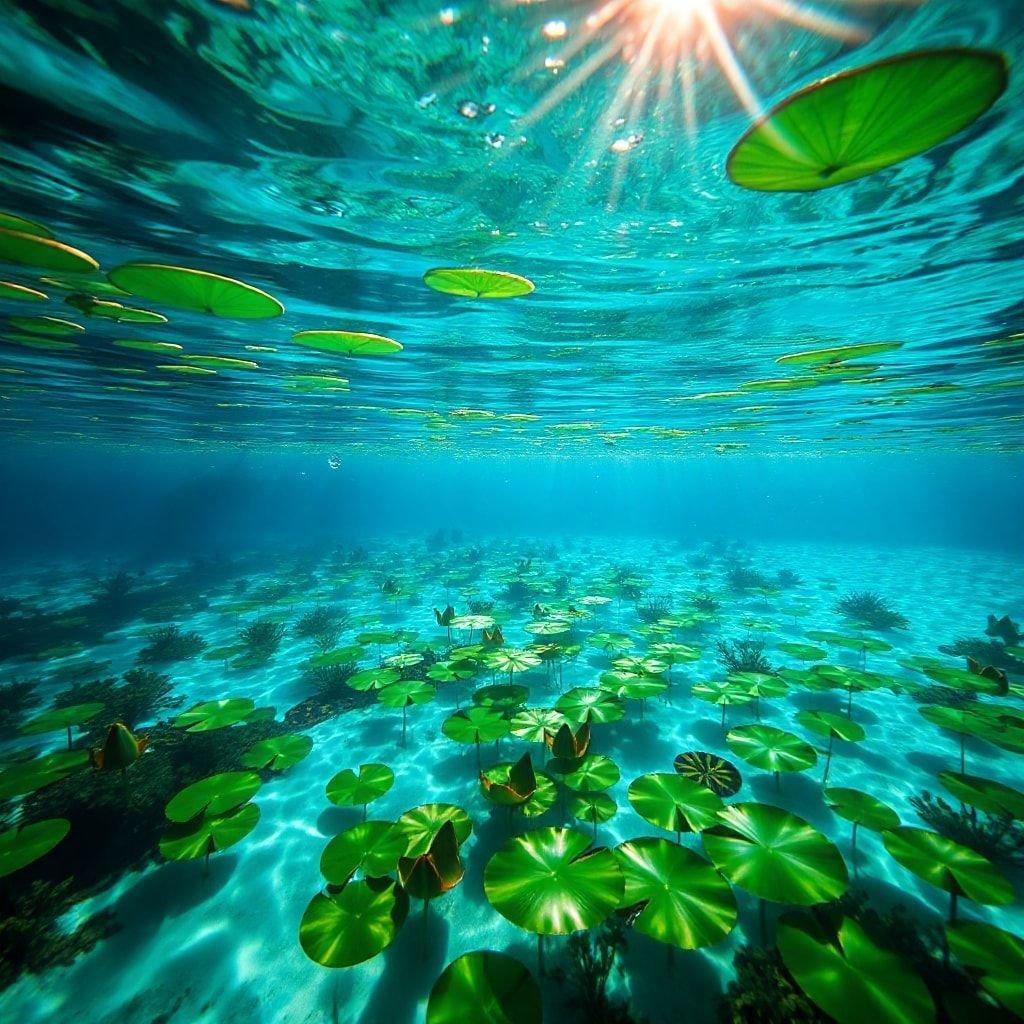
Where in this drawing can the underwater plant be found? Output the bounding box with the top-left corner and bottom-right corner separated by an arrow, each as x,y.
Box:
0,678 -> 41,736
775,568 -> 801,589
137,624 -> 207,664
326,763 -> 395,820
823,787 -> 900,877
238,618 -> 286,661
398,820 -> 465,951
716,639 -> 774,676
56,668 -> 183,732
910,791 -> 1024,868
691,591 -> 721,614
835,591 -> 908,631
294,606 -> 342,650
90,570 -> 136,612
725,563 -> 770,593
717,943 -> 825,1023
634,596 -> 671,623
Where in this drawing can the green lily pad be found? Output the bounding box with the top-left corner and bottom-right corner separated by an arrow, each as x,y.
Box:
395,803 -> 472,858
556,687 -> 625,725
628,773 -> 723,835
21,702 -> 103,738
778,913 -> 935,1024
728,48 -> 1009,192
726,725 -> 817,774
510,707 -> 566,743
777,642 -> 828,661
824,788 -> 900,832
427,950 -> 542,1024
484,826 -> 624,935
164,771 -> 262,823
0,212 -> 52,236
320,820 -> 408,883
0,281 -> 47,302
615,837 -> 737,949
0,228 -> 98,273
938,772 -> 1024,819
107,263 -> 283,318
113,339 -> 183,354
562,755 -> 620,793
423,268 -> 534,299
521,771 -> 558,819
326,763 -> 395,810
159,802 -> 260,861
481,755 -> 539,808
443,707 -> 511,745
673,751 -> 742,797
0,819 -> 70,878
567,792 -> 617,827
946,920 -> 1024,1017
9,315 -> 84,336
377,679 -> 436,708
777,342 -> 902,366
292,330 -> 402,356
882,827 -> 1014,907
240,734 -> 313,772
174,698 -> 254,731
299,876 -> 409,967
473,683 -> 530,711
797,710 -> 866,743
702,803 -> 849,905
0,750 -> 89,800
347,666 -> 401,691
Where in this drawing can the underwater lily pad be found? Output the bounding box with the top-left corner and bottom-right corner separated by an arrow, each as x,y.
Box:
938,772 -> 1024,819
426,950 -> 542,1024
562,754 -> 620,793
164,771 -> 262,823
0,211 -> 52,236
423,268 -> 534,299
0,281 -> 47,302
326,763 -> 395,813
299,876 -> 409,968
174,698 -> 255,731
628,773 -> 723,835
395,803 -> 472,858
673,751 -> 742,797
481,754 -> 539,808
113,338 -> 183,354
377,679 -> 435,708
778,913 -> 935,1024
567,791 -> 617,829
726,724 -> 817,775
556,687 -> 624,725
107,263 -> 283,318
240,734 -> 313,772
0,750 -> 89,800
443,707 -> 511,746
483,826 -> 624,935
702,803 -> 849,905
347,666 -> 401,691
9,315 -> 84,336
292,330 -> 402,356
615,838 -> 737,949
510,707 -> 566,743
21,702 -> 104,743
777,642 -> 827,661
159,802 -> 260,861
0,818 -> 70,878
320,820 -> 408,883
727,48 -> 1009,192
824,788 -> 900,832
473,683 -> 530,711
945,920 -> 1024,1017
0,228 -> 98,273
521,771 -> 559,819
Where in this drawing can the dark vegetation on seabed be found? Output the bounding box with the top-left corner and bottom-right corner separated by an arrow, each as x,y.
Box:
0,531 -> 1022,1024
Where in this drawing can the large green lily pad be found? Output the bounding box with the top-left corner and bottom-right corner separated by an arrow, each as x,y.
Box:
946,920 -> 1024,1017
174,698 -> 254,732
326,763 -> 395,810
615,837 -> 737,949
483,826 -> 624,935
562,754 -> 620,793
292,330 -> 402,356
241,734 -> 313,772
423,267 -> 534,299
0,818 -> 70,878
556,687 -> 624,725
628,773 -> 723,835
21,702 -> 104,740
320,821 -> 408,884
108,263 -> 283,318
159,802 -> 260,861
426,951 -> 542,1024
673,751 -> 742,797
395,804 -> 472,858
728,49 -> 1009,192
443,707 -> 511,745
726,724 -> 817,774
938,772 -> 1024,819
164,771 -> 262,822
0,228 -> 98,273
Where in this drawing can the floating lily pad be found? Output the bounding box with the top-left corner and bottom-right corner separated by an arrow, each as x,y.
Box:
510,707 -> 565,743
562,754 -> 620,793
395,803 -> 472,857
726,724 -> 817,775
484,826 -> 624,935
174,698 -> 254,732
702,803 -> 849,905
615,837 -> 737,949
0,281 -> 47,302
164,771 -> 262,823
567,792 -> 617,828
426,951 -> 542,1024
777,642 -> 827,661
292,330 -> 402,356
326,763 -> 395,812
628,773 -> 723,835
21,702 -> 103,741
241,734 -> 313,772
728,49 -> 1009,192
377,679 -> 435,708
159,802 -> 260,861
0,750 -> 88,800
824,788 -> 900,832
556,687 -> 624,725
778,913 -> 935,1024
108,263 -> 283,318
0,819 -> 70,878
423,268 -> 534,299
443,707 -> 511,746
777,343 -> 902,367
0,212 -> 52,236
182,355 -> 259,371
674,751 -> 742,797
473,683 -> 530,711
0,228 -> 98,273
299,876 -> 409,968
347,666 -> 401,691
481,755 -> 538,808
9,315 -> 84,336
938,772 -> 1024,819
113,339 -> 183,354
521,771 -> 559,819
320,820 -> 408,883
946,920 -> 1024,1017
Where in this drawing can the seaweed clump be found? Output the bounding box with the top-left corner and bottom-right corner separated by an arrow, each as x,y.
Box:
54,668 -> 183,732
238,619 -> 286,662
635,597 -> 671,623
717,639 -> 774,676
137,625 -> 207,664
294,606 -> 342,651
0,678 -> 41,736
940,614 -> 1023,672
717,944 -> 824,1023
726,564 -> 770,594
835,591 -> 908,631
551,917 -> 645,1024
911,791 -> 1024,867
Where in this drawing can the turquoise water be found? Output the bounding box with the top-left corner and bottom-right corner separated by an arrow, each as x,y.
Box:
2,2 -> 1024,1023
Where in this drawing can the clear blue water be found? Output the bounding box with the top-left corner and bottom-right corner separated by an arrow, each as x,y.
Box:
2,2 -> 1024,1023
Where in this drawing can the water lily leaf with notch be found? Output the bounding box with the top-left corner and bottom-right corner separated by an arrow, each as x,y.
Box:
159,802 -> 260,861
730,673 -> 790,700
21,702 -> 104,736
326,763 -> 395,809
473,683 -> 529,711
702,803 -> 849,905
778,912 -> 935,1024
612,655 -> 669,677
521,772 -> 558,818
691,680 -> 752,706
599,673 -> 668,702
727,725 -> 817,774
824,788 -> 900,831
882,827 -> 1014,906
945,920 -> 1024,1017
348,666 -> 401,692
523,619 -> 571,637
165,771 -> 262,822
241,734 -> 313,772
174,698 -> 255,732
938,772 -> 1024,819
377,679 -> 436,708
427,950 -> 542,1024
674,751 -> 742,797
556,687 -> 625,725
510,707 -> 565,743
0,819 -> 70,878
299,876 -> 409,968
587,631 -> 634,653
628,773 -> 723,834
320,821 -> 408,883
797,710 -> 866,743
615,838 -> 737,949
485,649 -> 542,677
563,754 -> 620,793
395,803 -> 473,858
483,826 -> 624,935
443,707 -> 510,745
568,792 -> 617,827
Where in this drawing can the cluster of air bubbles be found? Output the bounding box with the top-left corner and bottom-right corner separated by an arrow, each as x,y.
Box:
485,132 -> 505,149
609,132 -> 644,153
417,93 -> 438,109
327,454 -> 342,470
457,99 -> 496,120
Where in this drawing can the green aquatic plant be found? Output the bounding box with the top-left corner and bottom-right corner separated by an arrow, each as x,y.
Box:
443,706 -> 510,769
326,763 -> 395,820
174,698 -> 255,732
628,773 -> 723,841
835,592 -> 908,631
562,755 -> 620,794
945,921 -> 1024,1018
480,752 -> 538,809
795,710 -> 866,785
717,639 -> 774,676
673,750 -> 742,797
427,951 -> 542,1024
717,943 -> 824,1023
726,725 -> 817,784
238,618 -> 286,662
240,734 -> 313,772
138,624 -> 207,664
824,788 -> 900,875
398,820 -> 465,950
21,702 -> 104,750
910,791 -> 1024,868
395,803 -> 473,858
423,267 -> 535,299
556,687 -> 624,725
295,606 -> 343,649
56,667 -> 182,732
320,820 -> 407,884
0,818 -> 71,878
377,679 -> 436,746
567,792 -> 617,839
0,749 -> 89,801
0,678 -> 41,736
692,680 -> 752,728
